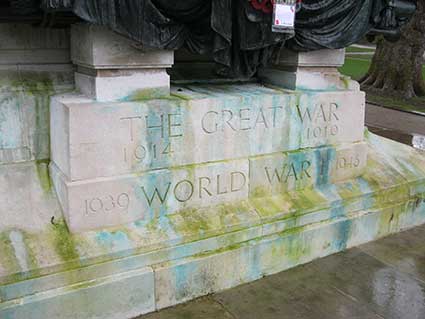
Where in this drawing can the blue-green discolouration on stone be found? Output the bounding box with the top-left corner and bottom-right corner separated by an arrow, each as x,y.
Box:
1,79 -> 425,317
314,146 -> 336,185
0,68 -> 73,164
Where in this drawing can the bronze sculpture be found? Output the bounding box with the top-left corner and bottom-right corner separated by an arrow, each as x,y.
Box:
2,0 -> 416,77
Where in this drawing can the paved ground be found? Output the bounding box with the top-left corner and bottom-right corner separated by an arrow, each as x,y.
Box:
365,103 -> 425,137
139,224 -> 425,319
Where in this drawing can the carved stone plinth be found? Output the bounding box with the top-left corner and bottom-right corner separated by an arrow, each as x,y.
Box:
259,48 -> 359,91
71,24 -> 174,102
50,84 -> 367,232
3,28 -> 425,319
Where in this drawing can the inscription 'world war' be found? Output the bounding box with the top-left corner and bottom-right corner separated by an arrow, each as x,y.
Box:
141,171 -> 247,207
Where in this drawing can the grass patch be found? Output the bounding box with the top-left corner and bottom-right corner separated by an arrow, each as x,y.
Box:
339,58 -> 371,81
339,57 -> 425,115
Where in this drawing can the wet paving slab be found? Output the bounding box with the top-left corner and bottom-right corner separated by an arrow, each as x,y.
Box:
142,297 -> 234,319
140,224 -> 425,319
359,226 -> 425,283
365,103 -> 425,137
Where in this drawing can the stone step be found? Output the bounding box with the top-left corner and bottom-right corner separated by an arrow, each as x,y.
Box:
50,141 -> 368,233
51,84 -> 365,181
1,133 -> 425,319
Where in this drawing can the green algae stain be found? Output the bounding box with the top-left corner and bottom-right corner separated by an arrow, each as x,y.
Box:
340,76 -> 351,90
12,75 -> 55,160
251,186 -> 269,198
173,209 -> 212,235
124,87 -> 174,101
290,187 -> 327,212
19,231 -> 41,271
36,159 -> 52,193
0,232 -> 20,275
170,91 -> 193,101
286,237 -> 310,264
251,195 -> 287,218
51,220 -> 79,262
0,230 -> 45,285
273,226 -> 313,265
338,181 -> 363,200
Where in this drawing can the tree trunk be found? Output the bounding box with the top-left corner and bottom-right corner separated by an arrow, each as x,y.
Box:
360,0 -> 425,99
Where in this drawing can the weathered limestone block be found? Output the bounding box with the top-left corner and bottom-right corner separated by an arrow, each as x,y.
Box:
153,202 -> 425,310
71,24 -> 174,102
0,267 -> 155,319
0,161 -> 61,232
0,24 -> 70,65
276,49 -> 346,67
250,142 -> 368,196
1,133 -> 425,318
50,140 -> 366,233
259,49 -> 359,91
154,243 -> 258,309
71,24 -> 173,69
0,24 -> 74,164
0,65 -> 74,164
74,69 -> 170,102
50,84 -> 365,181
50,159 -> 250,233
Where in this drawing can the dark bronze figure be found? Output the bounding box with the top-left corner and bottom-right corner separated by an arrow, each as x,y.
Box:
1,0 -> 416,77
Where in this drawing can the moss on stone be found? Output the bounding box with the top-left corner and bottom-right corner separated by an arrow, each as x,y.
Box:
125,87 -> 174,101
251,195 -> 287,218
340,76 -> 351,90
51,220 -> 79,262
0,232 -> 20,276
36,160 -> 52,193
172,208 -> 214,235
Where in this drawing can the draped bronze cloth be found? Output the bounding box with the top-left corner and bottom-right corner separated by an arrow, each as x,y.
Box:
40,0 -> 387,77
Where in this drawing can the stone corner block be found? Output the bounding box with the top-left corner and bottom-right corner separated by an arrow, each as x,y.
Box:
258,68 -> 360,91
70,23 -> 173,69
277,48 -> 346,67
50,154 -> 250,233
74,70 -> 170,102
0,266 -> 155,319
49,87 -> 366,182
0,23 -> 70,65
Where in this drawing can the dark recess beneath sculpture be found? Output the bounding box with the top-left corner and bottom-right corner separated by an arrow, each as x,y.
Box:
3,0 -> 416,77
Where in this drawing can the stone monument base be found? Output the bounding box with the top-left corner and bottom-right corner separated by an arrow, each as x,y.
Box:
1,132 -> 424,318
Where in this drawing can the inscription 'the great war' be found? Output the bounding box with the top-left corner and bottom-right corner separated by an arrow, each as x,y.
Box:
64,89 -> 364,181
118,101 -> 344,168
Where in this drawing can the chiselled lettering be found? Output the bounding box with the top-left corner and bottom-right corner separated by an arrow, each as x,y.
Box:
141,171 -> 247,207
199,177 -> 213,198
121,112 -> 184,141
141,183 -> 171,206
201,106 -> 284,134
296,103 -> 340,124
85,193 -> 130,215
265,160 -> 312,185
174,180 -> 194,202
